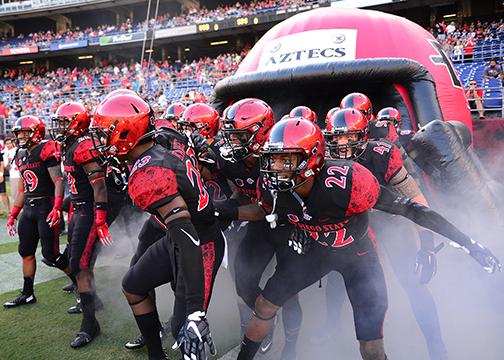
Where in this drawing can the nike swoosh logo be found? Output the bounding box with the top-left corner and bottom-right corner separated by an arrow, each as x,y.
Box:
261,341 -> 272,352
181,228 -> 200,246
26,295 -> 34,302
187,321 -> 203,342
356,251 -> 369,257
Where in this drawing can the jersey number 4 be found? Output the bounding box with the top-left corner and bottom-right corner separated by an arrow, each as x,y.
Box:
22,170 -> 38,192
372,141 -> 392,155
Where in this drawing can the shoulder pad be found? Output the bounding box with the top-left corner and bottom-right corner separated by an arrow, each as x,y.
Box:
128,166 -> 179,210
73,138 -> 98,165
40,140 -> 61,162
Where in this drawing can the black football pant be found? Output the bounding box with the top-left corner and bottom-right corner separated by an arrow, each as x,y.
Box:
263,235 -> 388,342
122,220 -> 225,336
323,212 -> 447,359
234,220 -> 303,346
18,197 -> 66,269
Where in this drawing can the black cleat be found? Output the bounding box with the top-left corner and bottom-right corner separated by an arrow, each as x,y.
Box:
125,334 -> 145,349
3,293 -> 37,308
62,283 -> 75,293
70,322 -> 100,348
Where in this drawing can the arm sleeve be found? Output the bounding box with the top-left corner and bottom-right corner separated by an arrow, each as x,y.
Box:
373,185 -> 472,248
166,217 -> 207,314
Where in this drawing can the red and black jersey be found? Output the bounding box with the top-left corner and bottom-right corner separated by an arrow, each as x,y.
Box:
63,135 -> 98,202
128,141 -> 215,225
358,140 -> 403,185
15,140 -> 60,197
258,159 -> 380,252
204,141 -> 233,203
213,139 -> 260,201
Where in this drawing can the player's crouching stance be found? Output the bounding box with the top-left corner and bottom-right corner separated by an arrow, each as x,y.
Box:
230,119 -> 500,360
91,93 -> 224,360
4,116 -> 73,308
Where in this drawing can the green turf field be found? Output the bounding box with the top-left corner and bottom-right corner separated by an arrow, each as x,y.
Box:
0,270 -> 182,360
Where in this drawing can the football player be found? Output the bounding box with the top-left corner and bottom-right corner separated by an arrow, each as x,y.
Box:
226,118 -> 499,360
323,108 -> 448,359
124,102 -> 232,351
4,115 -> 74,308
50,101 -> 111,348
215,98 -> 303,359
92,93 -> 224,360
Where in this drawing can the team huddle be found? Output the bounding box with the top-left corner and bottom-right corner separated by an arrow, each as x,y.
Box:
3,90 -> 501,360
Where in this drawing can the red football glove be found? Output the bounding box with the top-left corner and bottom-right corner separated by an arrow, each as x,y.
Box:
95,208 -> 112,246
46,196 -> 63,228
7,205 -> 22,237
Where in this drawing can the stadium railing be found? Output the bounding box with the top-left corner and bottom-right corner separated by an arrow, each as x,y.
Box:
0,0 -> 105,14
450,41 -> 504,63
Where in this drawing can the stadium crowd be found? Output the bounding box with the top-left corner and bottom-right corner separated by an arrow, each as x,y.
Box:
429,18 -> 504,61
0,0 -> 316,49
0,50 -> 246,122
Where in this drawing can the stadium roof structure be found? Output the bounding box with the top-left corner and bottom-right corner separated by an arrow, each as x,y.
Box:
0,0 -> 186,20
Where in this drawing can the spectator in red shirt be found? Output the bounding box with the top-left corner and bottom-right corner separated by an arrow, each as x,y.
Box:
466,80 -> 485,119
0,100 -> 8,118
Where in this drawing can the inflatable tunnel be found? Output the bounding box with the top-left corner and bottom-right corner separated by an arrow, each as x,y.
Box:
212,7 -> 504,226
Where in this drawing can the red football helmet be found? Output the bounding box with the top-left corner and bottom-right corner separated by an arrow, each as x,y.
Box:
50,102 -> 91,143
261,118 -> 325,191
325,107 -> 340,124
179,103 -> 220,139
340,93 -> 373,121
377,107 -> 402,130
92,93 -> 154,160
12,115 -> 45,149
156,102 -> 186,130
325,108 -> 368,160
289,106 -> 318,123
221,98 -> 274,162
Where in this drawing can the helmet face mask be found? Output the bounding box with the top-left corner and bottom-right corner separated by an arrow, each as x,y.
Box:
89,126 -> 116,167
325,108 -> 368,160
260,149 -> 306,191
259,118 -> 325,192
221,122 -> 260,162
324,131 -> 367,160
220,98 -> 274,163
377,107 -> 402,130
14,129 -> 35,149
49,102 -> 91,143
49,116 -> 71,142
12,115 -> 45,149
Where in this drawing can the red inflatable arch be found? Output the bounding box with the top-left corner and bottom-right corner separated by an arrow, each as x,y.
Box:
213,7 -> 504,226
214,7 -> 470,132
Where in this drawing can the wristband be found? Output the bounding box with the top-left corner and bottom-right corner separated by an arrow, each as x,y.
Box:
95,202 -> 107,210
